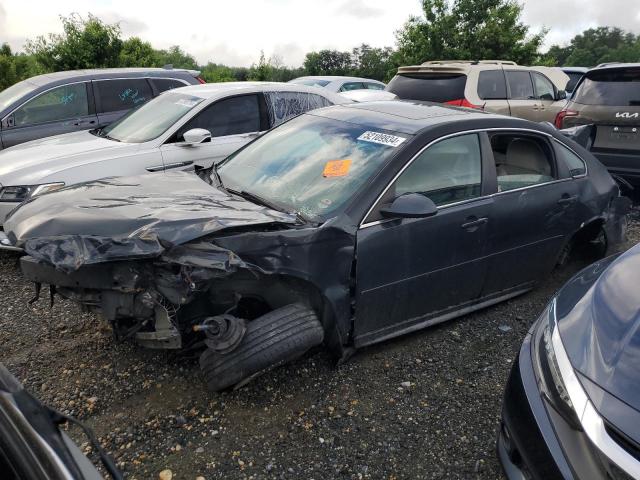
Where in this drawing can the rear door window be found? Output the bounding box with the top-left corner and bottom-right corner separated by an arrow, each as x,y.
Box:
573,69 -> 640,106
178,94 -> 260,138
505,71 -> 535,100
477,70 -> 507,100
532,72 -> 555,101
151,78 -> 187,94
490,133 -> 556,191
94,78 -> 153,113
386,74 -> 467,102
264,91 -> 332,127
12,83 -> 89,127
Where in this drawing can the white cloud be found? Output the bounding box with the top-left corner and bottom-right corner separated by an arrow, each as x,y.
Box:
1,0 -> 640,65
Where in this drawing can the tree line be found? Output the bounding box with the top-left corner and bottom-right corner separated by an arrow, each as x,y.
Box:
2,1 -> 640,92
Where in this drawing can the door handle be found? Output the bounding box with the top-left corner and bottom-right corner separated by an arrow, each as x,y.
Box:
557,195 -> 578,205
461,217 -> 488,230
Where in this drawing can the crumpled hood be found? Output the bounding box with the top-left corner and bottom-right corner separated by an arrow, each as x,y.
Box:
557,245 -> 640,414
0,130 -> 137,185
4,171 -> 297,270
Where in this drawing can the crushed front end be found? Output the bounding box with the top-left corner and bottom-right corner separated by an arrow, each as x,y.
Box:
20,241 -> 247,350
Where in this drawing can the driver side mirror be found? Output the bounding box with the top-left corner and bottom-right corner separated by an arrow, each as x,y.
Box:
180,128 -> 211,146
556,90 -> 567,101
380,193 -> 438,219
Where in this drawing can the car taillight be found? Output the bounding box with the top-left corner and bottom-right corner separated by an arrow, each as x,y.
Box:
444,98 -> 482,109
196,76 -> 206,84
554,110 -> 578,129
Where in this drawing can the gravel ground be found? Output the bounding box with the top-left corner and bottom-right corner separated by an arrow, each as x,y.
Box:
1,218 -> 639,480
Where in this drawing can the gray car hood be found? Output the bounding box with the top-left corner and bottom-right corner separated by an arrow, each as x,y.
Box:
557,247 -> 640,444
4,171 -> 297,271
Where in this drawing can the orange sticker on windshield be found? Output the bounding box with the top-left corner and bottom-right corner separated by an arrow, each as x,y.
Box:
323,159 -> 351,177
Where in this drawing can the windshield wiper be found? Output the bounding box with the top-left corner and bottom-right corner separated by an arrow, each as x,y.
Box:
211,162 -> 224,189
227,188 -> 307,223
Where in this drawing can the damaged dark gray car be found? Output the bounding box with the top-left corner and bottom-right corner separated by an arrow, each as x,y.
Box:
4,101 -> 630,391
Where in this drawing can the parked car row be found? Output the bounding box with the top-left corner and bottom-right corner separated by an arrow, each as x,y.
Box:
0,61 -> 638,480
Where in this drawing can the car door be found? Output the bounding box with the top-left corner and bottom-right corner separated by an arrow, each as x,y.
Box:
159,93 -> 264,171
354,132 -> 493,346
482,131 -> 580,296
532,71 -> 564,122
92,78 -> 154,128
0,82 -> 98,148
505,70 -> 539,121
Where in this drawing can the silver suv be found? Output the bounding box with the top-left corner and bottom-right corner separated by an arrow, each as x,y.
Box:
0,67 -> 203,149
386,60 -> 569,122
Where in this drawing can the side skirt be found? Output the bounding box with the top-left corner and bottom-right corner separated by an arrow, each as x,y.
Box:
353,285 -> 532,349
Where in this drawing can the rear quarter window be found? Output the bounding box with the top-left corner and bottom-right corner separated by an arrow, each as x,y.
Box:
573,69 -> 640,106
151,78 -> 187,94
386,74 -> 467,102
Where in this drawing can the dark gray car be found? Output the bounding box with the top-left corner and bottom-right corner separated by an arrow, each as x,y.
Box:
0,67 -> 203,150
4,101 -> 630,392
555,63 -> 640,186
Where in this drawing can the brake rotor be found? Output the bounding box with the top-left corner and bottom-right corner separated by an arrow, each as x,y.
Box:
198,314 -> 247,354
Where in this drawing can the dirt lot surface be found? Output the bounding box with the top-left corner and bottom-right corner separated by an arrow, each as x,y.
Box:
2,218 -> 639,480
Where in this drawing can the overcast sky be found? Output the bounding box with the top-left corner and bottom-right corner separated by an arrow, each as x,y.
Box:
1,0 -> 640,67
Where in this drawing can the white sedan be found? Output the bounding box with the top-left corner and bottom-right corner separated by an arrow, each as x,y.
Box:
0,82 -> 348,232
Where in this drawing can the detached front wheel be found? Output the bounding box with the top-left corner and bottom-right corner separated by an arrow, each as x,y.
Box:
199,303 -> 324,392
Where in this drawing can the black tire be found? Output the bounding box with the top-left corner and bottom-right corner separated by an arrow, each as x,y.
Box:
199,303 -> 324,391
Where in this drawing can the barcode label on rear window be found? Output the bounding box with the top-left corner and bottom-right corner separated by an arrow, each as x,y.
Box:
357,131 -> 406,147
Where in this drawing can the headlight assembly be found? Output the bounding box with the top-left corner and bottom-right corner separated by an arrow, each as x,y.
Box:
0,182 -> 65,202
535,298 -> 588,429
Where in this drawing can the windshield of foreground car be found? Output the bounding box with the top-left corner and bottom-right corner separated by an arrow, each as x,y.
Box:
217,114 -> 411,220
98,92 -> 204,143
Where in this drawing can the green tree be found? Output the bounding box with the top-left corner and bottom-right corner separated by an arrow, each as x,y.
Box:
26,14 -> 123,70
247,51 -> 274,81
200,62 -> 237,82
352,44 -> 397,81
395,0 -> 546,65
303,49 -> 352,76
119,37 -> 158,67
154,45 -> 198,70
545,27 -> 640,67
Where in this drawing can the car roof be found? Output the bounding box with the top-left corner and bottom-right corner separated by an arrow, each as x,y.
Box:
291,76 -> 385,84
309,100 -> 536,135
169,82 -> 351,103
21,67 -> 200,87
589,62 -> 640,72
396,63 -> 569,90
561,67 -> 588,73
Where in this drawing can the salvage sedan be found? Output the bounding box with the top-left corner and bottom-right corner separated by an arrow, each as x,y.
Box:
4,101 -> 630,391
498,244 -> 640,480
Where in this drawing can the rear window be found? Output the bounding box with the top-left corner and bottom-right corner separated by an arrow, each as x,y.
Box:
573,69 -> 640,106
478,70 -> 507,100
386,74 -> 467,102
